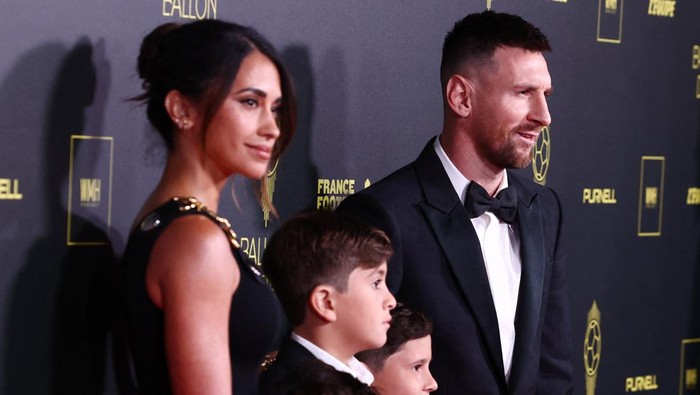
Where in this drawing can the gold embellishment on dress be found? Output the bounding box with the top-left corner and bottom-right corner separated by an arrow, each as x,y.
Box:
172,196 -> 241,249
139,212 -> 161,232
260,354 -> 277,371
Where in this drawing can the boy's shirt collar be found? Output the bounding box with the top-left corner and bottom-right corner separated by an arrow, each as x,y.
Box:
291,332 -> 374,385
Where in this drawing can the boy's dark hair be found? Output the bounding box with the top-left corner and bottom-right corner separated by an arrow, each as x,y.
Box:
284,359 -> 377,395
356,304 -> 433,372
440,10 -> 551,87
263,209 -> 393,326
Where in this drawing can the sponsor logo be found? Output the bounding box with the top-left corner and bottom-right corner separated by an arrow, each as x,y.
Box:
648,0 -> 676,17
162,0 -> 216,20
531,126 -> 550,185
79,178 -> 101,208
687,368 -> 698,391
240,236 -> 266,266
687,188 -> 700,205
583,188 -> 617,204
597,0 -> 624,43
681,339 -> 700,393
0,178 -> 23,200
644,187 -> 658,209
625,375 -> 659,392
317,178 -> 356,209
692,45 -> 698,98
67,135 -> 113,246
637,156 -> 664,236
584,301 -> 602,395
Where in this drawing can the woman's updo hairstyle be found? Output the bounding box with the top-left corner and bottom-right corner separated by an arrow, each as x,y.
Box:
133,20 -> 296,158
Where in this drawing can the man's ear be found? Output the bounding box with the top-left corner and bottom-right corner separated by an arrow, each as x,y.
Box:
164,90 -> 197,130
445,74 -> 473,118
308,285 -> 337,323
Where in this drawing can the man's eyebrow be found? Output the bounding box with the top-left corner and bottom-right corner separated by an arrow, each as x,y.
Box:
514,84 -> 553,95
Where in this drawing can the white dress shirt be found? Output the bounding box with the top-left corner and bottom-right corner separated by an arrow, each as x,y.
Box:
434,138 -> 522,380
290,332 -> 375,385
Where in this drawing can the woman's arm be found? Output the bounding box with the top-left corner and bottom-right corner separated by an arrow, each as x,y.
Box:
147,215 -> 240,395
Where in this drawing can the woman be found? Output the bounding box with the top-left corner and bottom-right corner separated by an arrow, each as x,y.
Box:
122,20 -> 296,394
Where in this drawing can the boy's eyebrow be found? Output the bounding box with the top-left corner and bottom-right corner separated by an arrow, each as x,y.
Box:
365,266 -> 386,277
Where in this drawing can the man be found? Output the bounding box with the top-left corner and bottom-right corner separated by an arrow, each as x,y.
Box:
338,11 -> 573,394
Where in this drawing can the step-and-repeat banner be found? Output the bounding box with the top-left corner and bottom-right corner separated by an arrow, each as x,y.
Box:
0,0 -> 698,393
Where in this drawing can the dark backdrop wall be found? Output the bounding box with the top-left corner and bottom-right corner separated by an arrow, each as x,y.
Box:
1,1 -> 698,394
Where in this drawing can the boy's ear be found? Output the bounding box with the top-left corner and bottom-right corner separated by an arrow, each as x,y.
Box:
309,285 -> 337,323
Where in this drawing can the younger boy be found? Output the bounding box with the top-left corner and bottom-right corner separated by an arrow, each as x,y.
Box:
259,209 -> 396,394
356,304 -> 438,395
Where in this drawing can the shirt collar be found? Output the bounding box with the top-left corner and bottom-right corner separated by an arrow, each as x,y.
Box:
433,136 -> 509,203
291,332 -> 374,385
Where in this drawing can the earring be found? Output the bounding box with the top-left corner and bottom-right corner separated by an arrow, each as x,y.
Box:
176,119 -> 192,130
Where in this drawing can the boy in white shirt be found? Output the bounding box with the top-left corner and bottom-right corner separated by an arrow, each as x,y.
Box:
259,209 -> 396,394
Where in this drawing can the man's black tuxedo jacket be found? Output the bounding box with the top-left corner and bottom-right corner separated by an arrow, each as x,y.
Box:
338,139 -> 573,394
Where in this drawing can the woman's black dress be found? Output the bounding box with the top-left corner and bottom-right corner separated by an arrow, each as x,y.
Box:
122,197 -> 285,394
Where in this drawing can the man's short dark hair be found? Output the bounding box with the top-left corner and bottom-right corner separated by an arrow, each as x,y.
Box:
356,304 -> 433,372
440,10 -> 551,86
263,209 -> 393,326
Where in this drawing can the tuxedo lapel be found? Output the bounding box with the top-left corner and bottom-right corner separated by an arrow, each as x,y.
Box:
276,337 -> 316,373
508,172 -> 545,389
413,140 -> 505,379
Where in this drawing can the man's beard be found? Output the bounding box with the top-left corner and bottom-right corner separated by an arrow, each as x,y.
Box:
481,125 -> 536,170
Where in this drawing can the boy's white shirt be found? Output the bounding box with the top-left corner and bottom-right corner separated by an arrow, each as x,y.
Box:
290,332 -> 374,385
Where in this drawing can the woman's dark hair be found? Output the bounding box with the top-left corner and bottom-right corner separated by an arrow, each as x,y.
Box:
133,19 -> 296,161
132,19 -> 296,212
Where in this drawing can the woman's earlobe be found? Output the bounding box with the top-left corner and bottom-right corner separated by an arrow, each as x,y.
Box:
165,90 -> 196,130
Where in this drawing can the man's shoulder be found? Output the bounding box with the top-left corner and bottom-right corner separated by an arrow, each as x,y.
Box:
339,161 -> 420,214
364,161 -> 418,192
508,170 -> 558,199
348,138 -> 439,198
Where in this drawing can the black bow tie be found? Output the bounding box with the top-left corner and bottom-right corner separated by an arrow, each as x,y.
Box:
464,182 -> 518,224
